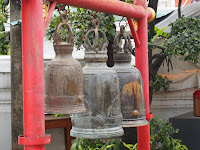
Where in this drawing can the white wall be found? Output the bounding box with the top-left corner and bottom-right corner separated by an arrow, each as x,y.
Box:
0,56 -> 11,150
151,88 -> 194,122
0,55 -> 66,150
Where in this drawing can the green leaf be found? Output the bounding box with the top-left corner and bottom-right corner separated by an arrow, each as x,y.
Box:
70,143 -> 77,150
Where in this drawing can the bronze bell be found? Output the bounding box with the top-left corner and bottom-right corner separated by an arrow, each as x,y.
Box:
44,20 -> 86,114
70,20 -> 124,139
112,25 -> 148,127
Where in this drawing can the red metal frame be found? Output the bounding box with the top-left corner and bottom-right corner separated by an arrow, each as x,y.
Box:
127,18 -> 140,48
43,2 -> 57,36
19,0 -> 51,149
19,0 -> 155,149
134,1 -> 151,149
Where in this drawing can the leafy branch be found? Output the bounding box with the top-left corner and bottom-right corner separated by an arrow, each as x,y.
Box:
0,0 -> 9,55
149,75 -> 172,93
163,16 -> 200,64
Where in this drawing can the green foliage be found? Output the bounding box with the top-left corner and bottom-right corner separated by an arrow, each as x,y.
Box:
0,32 -> 10,55
149,75 -> 172,93
70,138 -> 120,150
46,7 -> 115,50
124,0 -> 133,3
123,142 -> 137,150
122,117 -> 188,150
55,114 -> 65,117
163,16 -> 200,64
0,0 -> 8,31
148,27 -> 172,94
150,117 -> 188,150
0,0 -> 9,55
150,27 -> 168,43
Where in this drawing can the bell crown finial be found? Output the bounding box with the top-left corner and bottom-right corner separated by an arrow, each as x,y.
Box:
113,25 -> 133,62
113,25 -> 132,54
84,20 -> 108,53
54,20 -> 74,45
84,20 -> 108,62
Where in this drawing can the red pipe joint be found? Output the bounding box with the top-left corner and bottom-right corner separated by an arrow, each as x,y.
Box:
147,7 -> 156,22
18,135 -> 51,146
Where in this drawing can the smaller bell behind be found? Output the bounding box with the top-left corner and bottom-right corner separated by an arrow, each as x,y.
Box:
44,20 -> 86,114
70,20 -> 124,139
112,25 -> 148,127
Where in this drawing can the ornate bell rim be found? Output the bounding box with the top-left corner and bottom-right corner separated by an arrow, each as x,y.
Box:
70,126 -> 124,139
122,119 -> 148,128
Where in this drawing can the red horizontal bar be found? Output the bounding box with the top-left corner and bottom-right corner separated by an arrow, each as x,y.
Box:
18,135 -> 51,146
48,0 -> 146,20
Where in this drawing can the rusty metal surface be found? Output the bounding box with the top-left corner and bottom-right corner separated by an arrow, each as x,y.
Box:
45,21 -> 86,114
112,26 -> 148,127
70,21 -> 124,139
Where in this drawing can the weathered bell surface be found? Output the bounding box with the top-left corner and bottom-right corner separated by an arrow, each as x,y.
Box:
70,20 -> 124,139
44,20 -> 86,114
112,25 -> 148,127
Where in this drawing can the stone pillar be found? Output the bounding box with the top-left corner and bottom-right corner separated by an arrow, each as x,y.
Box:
10,1 -> 23,150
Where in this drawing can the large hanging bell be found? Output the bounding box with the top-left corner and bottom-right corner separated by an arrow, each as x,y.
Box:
70,20 -> 124,139
112,25 -> 148,127
44,20 -> 86,114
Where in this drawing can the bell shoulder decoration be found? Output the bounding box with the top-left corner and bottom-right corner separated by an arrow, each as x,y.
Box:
112,25 -> 148,127
44,20 -> 86,114
70,20 -> 124,139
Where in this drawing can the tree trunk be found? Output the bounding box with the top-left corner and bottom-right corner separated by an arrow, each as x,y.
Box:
178,0 -> 182,18
148,0 -> 158,41
148,0 -> 158,105
149,53 -> 167,104
10,1 -> 23,150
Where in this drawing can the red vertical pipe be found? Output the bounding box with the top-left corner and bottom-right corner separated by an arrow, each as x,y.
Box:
20,0 -> 51,149
127,18 -> 140,48
134,0 -> 151,150
43,2 -> 57,36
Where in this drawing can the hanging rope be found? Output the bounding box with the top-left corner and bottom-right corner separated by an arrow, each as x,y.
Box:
92,11 -> 101,23
119,17 -> 128,28
58,5 -> 67,22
